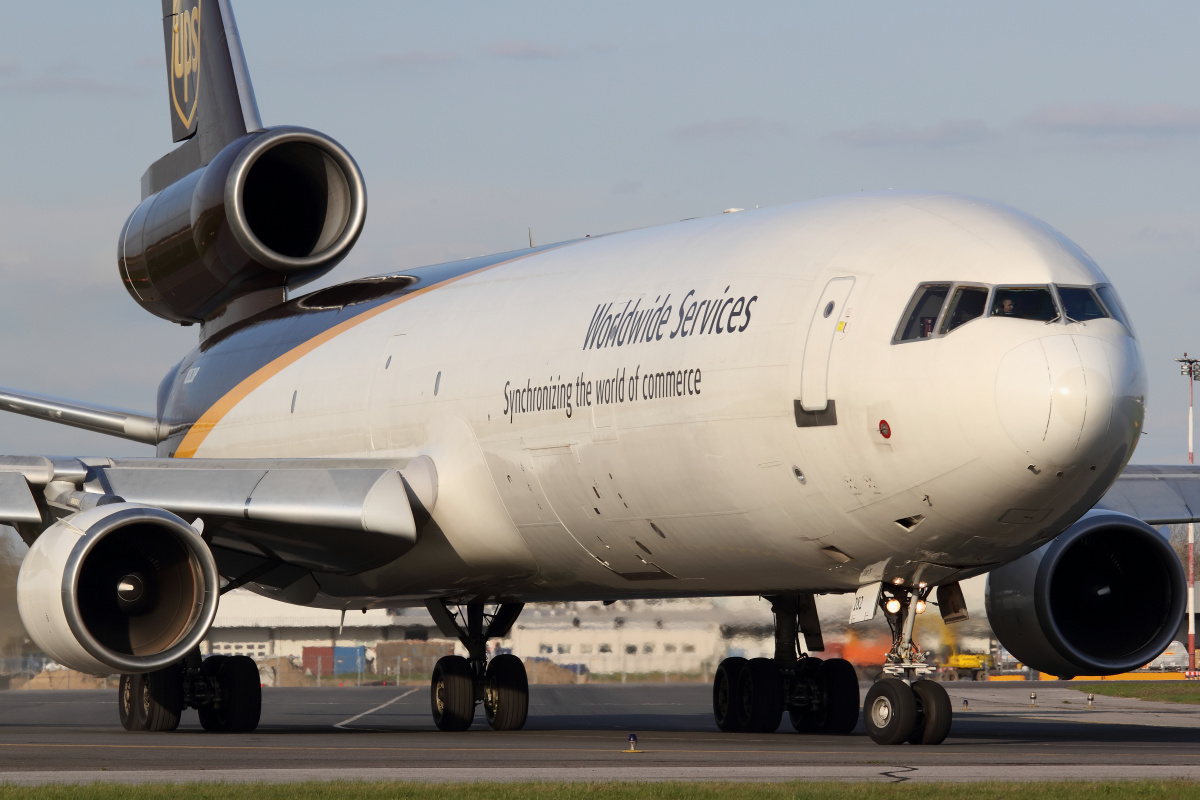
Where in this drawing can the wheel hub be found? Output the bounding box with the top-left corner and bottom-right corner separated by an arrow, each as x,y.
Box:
871,696 -> 893,727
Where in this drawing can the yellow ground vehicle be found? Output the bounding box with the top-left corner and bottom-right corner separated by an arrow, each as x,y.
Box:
945,651 -> 994,681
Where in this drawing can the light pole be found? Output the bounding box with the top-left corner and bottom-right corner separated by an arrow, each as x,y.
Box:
1177,354 -> 1200,670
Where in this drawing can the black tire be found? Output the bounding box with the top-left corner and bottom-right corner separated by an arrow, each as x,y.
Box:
788,657 -> 823,733
199,655 -> 261,733
197,655 -> 227,732
118,674 -> 143,732
735,657 -> 783,733
485,654 -> 528,731
431,655 -> 475,731
713,657 -> 748,732
817,658 -> 860,735
863,678 -> 917,745
908,680 -> 952,745
138,666 -> 183,732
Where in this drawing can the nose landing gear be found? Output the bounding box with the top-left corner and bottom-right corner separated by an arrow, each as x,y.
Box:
712,594 -> 860,735
866,579 -> 952,746
425,600 -> 528,732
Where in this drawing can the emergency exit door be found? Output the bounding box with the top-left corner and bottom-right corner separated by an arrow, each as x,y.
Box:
799,277 -> 855,412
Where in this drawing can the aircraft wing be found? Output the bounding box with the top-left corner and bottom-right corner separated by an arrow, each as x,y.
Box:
1094,464 -> 1200,525
0,454 -> 437,578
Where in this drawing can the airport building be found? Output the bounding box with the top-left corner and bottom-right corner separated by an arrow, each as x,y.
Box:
201,591 -> 766,677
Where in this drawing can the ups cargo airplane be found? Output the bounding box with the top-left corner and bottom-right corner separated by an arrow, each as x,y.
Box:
2,0 -> 1196,746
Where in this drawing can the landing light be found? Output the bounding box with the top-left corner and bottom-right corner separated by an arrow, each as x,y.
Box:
885,598 -> 902,614
916,600 -> 927,614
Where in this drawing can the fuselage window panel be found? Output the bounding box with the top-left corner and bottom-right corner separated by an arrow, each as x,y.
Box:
990,286 -> 1059,322
939,286 -> 989,334
895,283 -> 951,342
1057,286 -> 1108,322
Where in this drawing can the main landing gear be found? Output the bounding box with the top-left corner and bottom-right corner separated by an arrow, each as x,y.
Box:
712,594 -> 859,735
863,579 -> 952,746
118,650 -> 262,733
425,599 -> 528,732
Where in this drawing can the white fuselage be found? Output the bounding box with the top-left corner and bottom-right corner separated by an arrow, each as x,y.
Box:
180,192 -> 1146,606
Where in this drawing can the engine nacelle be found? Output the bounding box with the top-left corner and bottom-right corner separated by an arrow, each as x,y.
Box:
119,126 -> 366,324
985,510 -> 1185,678
17,503 -> 220,674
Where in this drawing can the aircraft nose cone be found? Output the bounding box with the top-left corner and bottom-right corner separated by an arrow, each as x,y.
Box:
995,334 -> 1132,468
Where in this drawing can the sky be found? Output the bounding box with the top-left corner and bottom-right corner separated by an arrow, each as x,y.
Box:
1,1 -> 1200,463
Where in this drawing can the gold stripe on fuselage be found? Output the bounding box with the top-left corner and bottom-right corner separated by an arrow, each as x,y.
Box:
174,249 -> 554,458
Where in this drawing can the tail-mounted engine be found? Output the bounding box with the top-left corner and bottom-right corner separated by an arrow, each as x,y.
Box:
985,510 -> 1185,678
118,126 -> 366,325
17,503 -> 219,674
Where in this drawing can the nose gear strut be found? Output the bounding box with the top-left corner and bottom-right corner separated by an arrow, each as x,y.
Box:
864,567 -> 953,746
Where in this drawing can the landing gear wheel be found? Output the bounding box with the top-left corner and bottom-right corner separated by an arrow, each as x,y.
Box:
864,678 -> 917,745
908,680 -> 952,745
735,657 -> 783,733
198,655 -> 261,732
816,658 -> 859,735
431,655 -> 475,731
137,666 -> 183,732
485,654 -> 528,731
118,673 -> 143,731
713,657 -> 748,732
788,657 -> 823,733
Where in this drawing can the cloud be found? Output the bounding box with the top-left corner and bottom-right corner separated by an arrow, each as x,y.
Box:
353,51 -> 458,69
1131,225 -> 1197,248
827,119 -> 995,148
0,59 -> 18,78
1029,103 -> 1200,140
484,41 -> 569,60
671,116 -> 790,142
612,179 -> 642,194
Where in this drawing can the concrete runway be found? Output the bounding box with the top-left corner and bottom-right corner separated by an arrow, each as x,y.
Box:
2,681 -> 1200,784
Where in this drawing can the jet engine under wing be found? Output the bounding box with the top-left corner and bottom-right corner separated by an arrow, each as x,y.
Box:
1095,465 -> 1200,524
0,455 -> 437,576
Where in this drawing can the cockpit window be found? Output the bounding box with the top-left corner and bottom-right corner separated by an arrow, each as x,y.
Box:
1095,285 -> 1132,329
895,284 -> 950,341
939,286 -> 988,334
1057,286 -> 1108,322
990,286 -> 1059,322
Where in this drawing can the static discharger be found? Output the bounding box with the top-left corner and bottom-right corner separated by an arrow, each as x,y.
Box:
624,733 -> 644,754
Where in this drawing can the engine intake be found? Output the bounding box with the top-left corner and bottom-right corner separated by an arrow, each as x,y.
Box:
985,510 -> 1185,678
17,503 -> 219,674
119,126 -> 366,324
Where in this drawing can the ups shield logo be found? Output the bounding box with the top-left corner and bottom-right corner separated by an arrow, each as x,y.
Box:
165,0 -> 202,141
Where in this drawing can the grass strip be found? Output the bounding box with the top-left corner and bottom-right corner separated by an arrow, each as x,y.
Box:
0,781 -> 1198,800
1074,681 -> 1200,705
